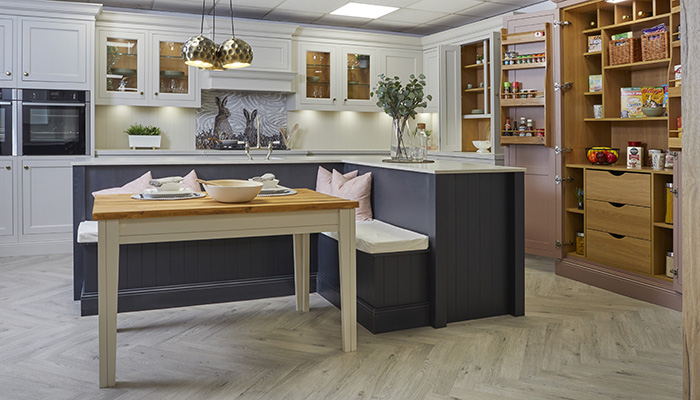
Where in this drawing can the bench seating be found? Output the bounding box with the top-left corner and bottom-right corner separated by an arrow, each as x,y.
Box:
317,220 -> 430,334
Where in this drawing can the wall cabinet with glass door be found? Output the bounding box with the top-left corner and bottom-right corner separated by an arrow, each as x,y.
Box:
96,28 -> 199,107
293,43 -> 377,111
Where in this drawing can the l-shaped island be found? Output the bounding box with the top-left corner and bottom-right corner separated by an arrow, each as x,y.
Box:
73,155 -> 525,331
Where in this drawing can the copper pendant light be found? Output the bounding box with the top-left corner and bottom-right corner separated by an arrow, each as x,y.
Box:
218,0 -> 253,69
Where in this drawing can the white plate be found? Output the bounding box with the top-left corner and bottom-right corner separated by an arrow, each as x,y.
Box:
259,186 -> 289,195
142,189 -> 193,198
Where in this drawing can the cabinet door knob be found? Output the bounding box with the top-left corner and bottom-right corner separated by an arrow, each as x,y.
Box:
4,166 -> 10,170
24,165 -> 29,170
23,72 -> 29,77
332,98 -> 336,102
154,92 -> 158,96
344,98 -> 347,102
4,71 -> 10,76
140,91 -> 144,95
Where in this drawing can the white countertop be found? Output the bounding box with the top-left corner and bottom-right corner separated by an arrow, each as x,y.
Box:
74,153 -> 524,174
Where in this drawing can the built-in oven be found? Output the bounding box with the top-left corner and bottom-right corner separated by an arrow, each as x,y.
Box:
0,89 -> 13,156
19,89 -> 89,156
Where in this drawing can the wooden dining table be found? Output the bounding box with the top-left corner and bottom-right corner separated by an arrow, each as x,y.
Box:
92,189 -> 359,388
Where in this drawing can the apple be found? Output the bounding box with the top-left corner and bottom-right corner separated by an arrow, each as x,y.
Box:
606,151 -> 617,164
596,152 -> 606,164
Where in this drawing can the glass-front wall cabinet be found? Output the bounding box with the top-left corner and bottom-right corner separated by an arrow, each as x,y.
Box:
346,53 -> 370,101
106,37 -> 140,94
150,33 -> 197,104
157,40 -> 188,95
305,49 -> 332,101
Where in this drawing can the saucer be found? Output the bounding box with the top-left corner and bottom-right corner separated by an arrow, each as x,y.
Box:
142,188 -> 193,198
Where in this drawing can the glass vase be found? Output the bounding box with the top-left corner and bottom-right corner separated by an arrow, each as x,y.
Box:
390,118 -> 410,161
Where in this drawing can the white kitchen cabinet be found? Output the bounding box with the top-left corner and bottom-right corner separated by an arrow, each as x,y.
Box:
20,19 -> 88,87
379,49 -> 422,83
21,159 -> 73,237
96,28 -> 200,107
0,18 -> 15,86
0,157 -> 14,240
422,48 -> 439,113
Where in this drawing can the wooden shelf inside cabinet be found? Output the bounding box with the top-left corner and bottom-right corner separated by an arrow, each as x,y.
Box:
584,92 -> 603,96
501,31 -> 546,45
500,97 -> 545,107
654,222 -> 674,230
500,136 -> 546,145
464,62 -> 488,69
672,41 -> 680,48
566,208 -> 585,215
598,13 -> 672,32
604,59 -> 671,71
583,51 -> 602,57
502,62 -> 546,71
584,117 -> 668,122
668,86 -> 681,97
669,137 -> 682,148
464,87 -> 486,93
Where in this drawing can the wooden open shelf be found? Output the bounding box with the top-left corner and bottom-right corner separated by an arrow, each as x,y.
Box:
502,62 -> 546,70
464,62 -> 488,69
668,86 -> 681,97
654,222 -> 674,230
604,59 -> 671,71
669,137 -> 682,148
584,117 -> 668,122
500,97 -> 545,107
464,87 -> 486,93
502,31 -> 546,45
566,208 -> 584,215
500,136 -> 546,145
584,92 -> 602,96
598,12 -> 671,32
583,51 -> 602,57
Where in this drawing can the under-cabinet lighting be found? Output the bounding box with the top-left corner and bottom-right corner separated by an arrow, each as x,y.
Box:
605,0 -> 628,3
331,2 -> 398,19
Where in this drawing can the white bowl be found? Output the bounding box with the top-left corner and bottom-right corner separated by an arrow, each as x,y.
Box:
203,180 -> 263,203
472,140 -> 491,153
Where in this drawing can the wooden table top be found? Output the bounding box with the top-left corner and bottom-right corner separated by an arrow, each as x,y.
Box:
92,189 -> 359,221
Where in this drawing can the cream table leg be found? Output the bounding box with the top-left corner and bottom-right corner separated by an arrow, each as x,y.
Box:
293,233 -> 310,312
338,209 -> 357,352
98,220 -> 120,388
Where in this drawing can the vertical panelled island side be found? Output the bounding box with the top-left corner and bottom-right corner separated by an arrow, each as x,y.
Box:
73,156 -> 525,331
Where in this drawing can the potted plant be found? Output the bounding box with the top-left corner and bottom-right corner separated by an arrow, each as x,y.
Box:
356,54 -> 370,69
371,74 -> 432,161
125,123 -> 162,149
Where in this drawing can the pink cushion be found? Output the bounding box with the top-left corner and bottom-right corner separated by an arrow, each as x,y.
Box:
181,170 -> 201,192
92,171 -> 153,197
331,169 -> 373,221
316,166 -> 358,195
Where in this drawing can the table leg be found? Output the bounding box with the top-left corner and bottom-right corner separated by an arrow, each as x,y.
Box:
293,233 -> 310,312
98,220 -> 120,388
338,209 -> 357,352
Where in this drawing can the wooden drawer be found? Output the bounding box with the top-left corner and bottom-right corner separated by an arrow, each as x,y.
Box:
587,199 -> 650,240
585,170 -> 651,207
586,229 -> 651,275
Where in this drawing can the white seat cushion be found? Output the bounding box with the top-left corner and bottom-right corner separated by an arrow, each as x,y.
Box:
77,221 -> 98,244
323,220 -> 428,254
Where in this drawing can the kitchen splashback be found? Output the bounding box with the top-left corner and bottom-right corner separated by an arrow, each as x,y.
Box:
195,90 -> 287,149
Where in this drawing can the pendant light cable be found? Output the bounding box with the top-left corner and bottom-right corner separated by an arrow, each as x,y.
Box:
230,0 -> 235,37
199,0 -> 205,33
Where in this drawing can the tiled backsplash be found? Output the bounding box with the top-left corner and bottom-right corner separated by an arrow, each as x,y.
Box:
195,90 -> 287,149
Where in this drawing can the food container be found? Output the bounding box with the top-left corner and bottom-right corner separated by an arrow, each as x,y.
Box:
586,147 -> 619,165
575,232 -> 585,255
627,141 -> 643,168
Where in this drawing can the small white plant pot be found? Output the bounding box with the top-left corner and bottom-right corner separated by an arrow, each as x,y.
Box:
128,135 -> 161,149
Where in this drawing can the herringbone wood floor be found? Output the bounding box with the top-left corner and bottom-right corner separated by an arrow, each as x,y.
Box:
0,254 -> 681,400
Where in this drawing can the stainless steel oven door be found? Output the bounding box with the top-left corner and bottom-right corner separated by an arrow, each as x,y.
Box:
0,100 -> 11,156
21,103 -> 86,155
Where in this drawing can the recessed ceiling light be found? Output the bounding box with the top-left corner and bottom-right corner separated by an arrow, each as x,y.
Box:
330,2 -> 398,19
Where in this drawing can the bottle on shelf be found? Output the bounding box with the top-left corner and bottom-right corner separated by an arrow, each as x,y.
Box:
504,116 -> 512,134
518,117 -> 527,136
526,119 -> 534,136
414,123 -> 428,161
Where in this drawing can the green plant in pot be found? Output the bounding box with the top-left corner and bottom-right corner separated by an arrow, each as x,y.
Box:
125,123 -> 162,149
371,74 -> 432,161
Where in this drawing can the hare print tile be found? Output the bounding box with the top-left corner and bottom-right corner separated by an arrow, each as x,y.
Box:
195,90 -> 288,150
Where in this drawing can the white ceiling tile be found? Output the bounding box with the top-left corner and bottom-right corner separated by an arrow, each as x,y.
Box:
275,0 -> 348,14
263,9 -> 324,24
490,0 -> 542,6
215,0 -> 284,7
401,24 -> 446,35
152,0 -> 206,14
100,0 -> 154,9
380,8 -> 447,24
210,4 -> 270,18
458,2 -> 518,17
427,13 -> 481,28
359,19 -> 418,32
354,0 -> 421,7
407,0 -> 483,14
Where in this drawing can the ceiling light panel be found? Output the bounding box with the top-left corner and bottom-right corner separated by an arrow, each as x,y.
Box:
330,2 -> 398,19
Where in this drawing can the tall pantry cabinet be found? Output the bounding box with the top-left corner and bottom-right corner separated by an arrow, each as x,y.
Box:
547,0 -> 681,309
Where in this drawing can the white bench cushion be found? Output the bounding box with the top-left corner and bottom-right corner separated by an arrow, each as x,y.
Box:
323,220 -> 428,254
77,221 -> 98,244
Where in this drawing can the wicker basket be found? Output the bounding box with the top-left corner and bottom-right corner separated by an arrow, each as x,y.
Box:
609,37 -> 642,66
641,31 -> 669,61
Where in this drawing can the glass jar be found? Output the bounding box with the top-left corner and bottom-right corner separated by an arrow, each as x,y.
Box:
575,232 -> 585,255
665,182 -> 674,224
414,123 -> 428,161
666,251 -> 674,278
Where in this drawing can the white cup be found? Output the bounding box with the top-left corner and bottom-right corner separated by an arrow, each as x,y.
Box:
262,179 -> 279,189
158,181 -> 181,192
593,105 -> 603,119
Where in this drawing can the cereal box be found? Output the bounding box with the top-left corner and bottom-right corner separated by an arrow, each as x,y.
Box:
589,75 -> 602,92
588,35 -> 602,52
621,87 -> 643,118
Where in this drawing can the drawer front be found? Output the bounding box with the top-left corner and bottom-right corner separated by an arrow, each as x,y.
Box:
587,199 -> 651,240
585,170 -> 651,207
587,229 -> 651,274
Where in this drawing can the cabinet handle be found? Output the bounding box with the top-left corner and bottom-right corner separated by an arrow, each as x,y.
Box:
140,91 -> 144,95
4,71 -> 10,76
154,92 -> 158,96
24,165 -> 29,170
4,166 -> 10,170
23,72 -> 29,77
344,98 -> 347,102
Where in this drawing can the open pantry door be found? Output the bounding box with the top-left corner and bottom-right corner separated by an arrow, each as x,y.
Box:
502,9 -> 564,258
438,45 -> 462,152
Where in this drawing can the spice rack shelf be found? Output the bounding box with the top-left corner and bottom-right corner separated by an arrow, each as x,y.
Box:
499,23 -> 552,147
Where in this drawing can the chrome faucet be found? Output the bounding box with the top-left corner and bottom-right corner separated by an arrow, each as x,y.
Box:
244,141 -> 253,161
